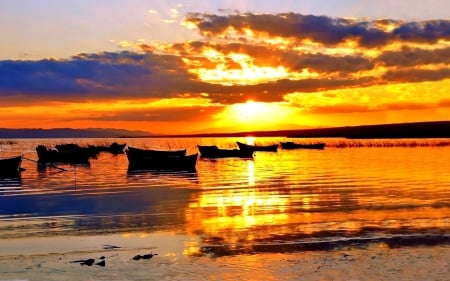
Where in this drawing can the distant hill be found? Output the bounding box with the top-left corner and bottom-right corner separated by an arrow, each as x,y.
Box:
162,121 -> 450,139
0,128 -> 152,138
286,121 -> 450,139
2,121 -> 449,139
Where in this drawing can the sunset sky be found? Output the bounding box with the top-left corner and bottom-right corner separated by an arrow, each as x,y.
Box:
1,0 -> 449,134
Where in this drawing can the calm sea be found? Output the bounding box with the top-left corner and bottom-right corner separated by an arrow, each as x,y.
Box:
1,137 -> 449,256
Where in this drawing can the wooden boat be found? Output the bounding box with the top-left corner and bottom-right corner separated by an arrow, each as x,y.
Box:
0,155 -> 23,177
126,146 -> 186,157
236,141 -> 278,152
280,142 -> 326,150
36,145 -> 90,164
89,142 -> 127,154
55,143 -> 99,158
197,145 -> 254,159
126,148 -> 197,171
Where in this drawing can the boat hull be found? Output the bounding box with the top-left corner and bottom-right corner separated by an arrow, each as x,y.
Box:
0,156 -> 22,177
198,145 -> 254,158
36,145 -> 90,164
126,150 -> 197,171
127,146 -> 186,157
280,142 -> 326,150
236,141 -> 278,152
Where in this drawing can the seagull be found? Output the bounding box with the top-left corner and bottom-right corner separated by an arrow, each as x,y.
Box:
132,252 -> 158,260
141,253 -> 158,259
102,244 -> 121,250
70,256 -> 106,267
70,258 -> 95,266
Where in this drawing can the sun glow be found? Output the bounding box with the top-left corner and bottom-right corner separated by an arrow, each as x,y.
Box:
233,100 -> 271,122
214,100 -> 295,130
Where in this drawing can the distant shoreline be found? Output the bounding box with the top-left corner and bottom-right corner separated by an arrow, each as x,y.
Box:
152,121 -> 450,139
1,121 -> 450,139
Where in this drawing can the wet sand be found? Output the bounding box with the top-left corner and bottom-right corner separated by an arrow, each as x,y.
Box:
0,237 -> 448,281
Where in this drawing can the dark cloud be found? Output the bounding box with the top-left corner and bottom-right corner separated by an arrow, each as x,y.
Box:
383,68 -> 450,83
186,12 -> 450,47
0,51 -> 207,101
377,47 -> 450,67
0,52 -> 150,97
392,20 -> 450,44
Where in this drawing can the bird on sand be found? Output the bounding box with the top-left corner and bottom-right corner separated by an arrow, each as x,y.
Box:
70,258 -> 95,266
70,256 -> 106,267
132,252 -> 158,260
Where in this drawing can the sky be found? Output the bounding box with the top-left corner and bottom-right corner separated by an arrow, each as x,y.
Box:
0,0 -> 449,134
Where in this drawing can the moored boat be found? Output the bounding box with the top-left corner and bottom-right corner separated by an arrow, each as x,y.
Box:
197,145 -> 254,158
0,155 -> 23,177
89,142 -> 127,154
280,141 -> 326,150
236,141 -> 278,152
36,145 -> 90,164
126,146 -> 186,157
126,148 -> 197,171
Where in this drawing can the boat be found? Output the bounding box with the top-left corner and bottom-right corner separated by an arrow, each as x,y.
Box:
236,141 -> 278,152
126,148 -> 197,171
197,145 -> 254,159
0,155 -> 23,177
280,142 -> 326,150
89,142 -> 127,154
107,142 -> 127,154
55,143 -> 99,158
36,145 -> 90,164
126,146 -> 186,157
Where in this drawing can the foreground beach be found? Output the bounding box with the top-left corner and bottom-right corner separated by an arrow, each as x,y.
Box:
0,234 -> 448,281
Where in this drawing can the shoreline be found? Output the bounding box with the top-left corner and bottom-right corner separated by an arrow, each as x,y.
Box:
0,238 -> 448,281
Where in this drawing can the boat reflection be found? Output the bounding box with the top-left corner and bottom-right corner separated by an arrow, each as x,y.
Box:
127,169 -> 198,184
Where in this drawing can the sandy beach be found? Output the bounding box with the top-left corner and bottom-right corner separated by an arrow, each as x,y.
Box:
0,236 -> 448,281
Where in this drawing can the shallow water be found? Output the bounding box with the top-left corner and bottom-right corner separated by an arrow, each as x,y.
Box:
1,137 -> 449,258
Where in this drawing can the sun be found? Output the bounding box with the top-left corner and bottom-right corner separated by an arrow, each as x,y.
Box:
214,100 -> 294,131
233,100 -> 270,122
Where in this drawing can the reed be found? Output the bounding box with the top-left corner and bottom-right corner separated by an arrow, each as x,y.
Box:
329,139 -> 450,148
0,140 -> 17,145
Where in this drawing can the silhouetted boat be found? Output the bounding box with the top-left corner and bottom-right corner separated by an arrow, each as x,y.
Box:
280,142 -> 326,150
126,146 -> 186,157
55,143 -> 99,158
126,148 -> 197,171
89,142 -> 127,154
0,155 -> 23,177
36,145 -> 90,164
197,145 -> 254,158
236,141 -> 278,152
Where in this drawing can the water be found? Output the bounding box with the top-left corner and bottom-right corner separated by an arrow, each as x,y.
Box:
0,137 -> 449,256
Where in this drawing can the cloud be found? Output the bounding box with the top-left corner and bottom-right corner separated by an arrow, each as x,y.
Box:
383,68 -> 450,83
377,47 -> 450,67
0,52 -> 150,97
1,12 -> 449,110
185,12 -> 450,47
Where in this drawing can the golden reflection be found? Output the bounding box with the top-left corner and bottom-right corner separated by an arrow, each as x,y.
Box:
245,136 -> 255,145
247,160 -> 255,187
187,188 -> 290,231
